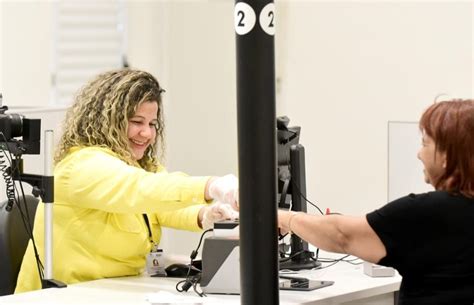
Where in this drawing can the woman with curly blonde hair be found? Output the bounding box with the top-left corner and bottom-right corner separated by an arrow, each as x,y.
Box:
15,69 -> 239,293
55,69 -> 165,171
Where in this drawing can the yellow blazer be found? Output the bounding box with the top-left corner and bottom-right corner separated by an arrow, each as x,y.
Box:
15,146 -> 209,293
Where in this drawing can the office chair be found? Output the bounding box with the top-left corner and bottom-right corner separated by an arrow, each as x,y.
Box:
0,195 -> 39,296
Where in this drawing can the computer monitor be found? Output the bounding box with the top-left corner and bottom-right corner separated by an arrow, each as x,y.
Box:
277,117 -> 300,210
276,116 -> 320,270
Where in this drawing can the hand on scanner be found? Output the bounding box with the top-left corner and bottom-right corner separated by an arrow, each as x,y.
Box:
207,174 -> 239,209
201,202 -> 239,230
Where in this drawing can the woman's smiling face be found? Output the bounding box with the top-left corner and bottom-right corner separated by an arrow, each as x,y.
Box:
127,101 -> 158,160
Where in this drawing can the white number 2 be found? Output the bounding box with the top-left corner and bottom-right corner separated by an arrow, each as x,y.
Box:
259,3 -> 275,36
234,2 -> 256,35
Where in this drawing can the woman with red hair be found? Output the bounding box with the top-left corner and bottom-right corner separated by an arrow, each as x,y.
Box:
279,99 -> 474,305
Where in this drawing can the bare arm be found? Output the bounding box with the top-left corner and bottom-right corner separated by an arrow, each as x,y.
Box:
278,210 -> 386,263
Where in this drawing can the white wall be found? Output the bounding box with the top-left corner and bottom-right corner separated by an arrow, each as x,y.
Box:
126,1 -> 168,87
1,1 -> 473,256
0,1 -> 53,107
276,1 -> 473,216
0,1 -> 59,203
127,1 -> 237,176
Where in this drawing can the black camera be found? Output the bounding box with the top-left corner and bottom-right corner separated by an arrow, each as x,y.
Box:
0,96 -> 41,155
0,94 -> 44,212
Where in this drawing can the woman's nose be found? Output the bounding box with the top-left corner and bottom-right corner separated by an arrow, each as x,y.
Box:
139,125 -> 153,138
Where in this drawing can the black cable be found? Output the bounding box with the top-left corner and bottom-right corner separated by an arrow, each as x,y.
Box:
312,248 -> 320,262
0,148 -> 35,245
175,279 -> 189,292
9,154 -> 45,279
289,172 -> 343,216
191,228 -> 213,261
290,177 -> 324,215
316,254 -> 365,269
278,250 -> 307,263
15,169 -> 45,278
0,133 -> 45,281
318,255 -> 363,266
0,143 -> 16,211
192,274 -> 205,297
340,256 -> 362,264
175,228 -> 213,297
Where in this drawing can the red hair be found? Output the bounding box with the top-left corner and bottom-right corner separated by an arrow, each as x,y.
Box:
419,99 -> 474,198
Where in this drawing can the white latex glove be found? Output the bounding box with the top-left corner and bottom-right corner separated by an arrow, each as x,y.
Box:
201,202 -> 239,230
208,174 -> 239,209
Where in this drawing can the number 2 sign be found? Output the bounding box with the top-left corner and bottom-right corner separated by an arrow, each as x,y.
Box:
259,3 -> 275,36
234,2 -> 275,36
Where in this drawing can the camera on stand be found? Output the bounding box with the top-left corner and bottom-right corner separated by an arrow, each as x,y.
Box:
0,93 -> 66,290
0,103 -> 41,156
0,96 -> 46,210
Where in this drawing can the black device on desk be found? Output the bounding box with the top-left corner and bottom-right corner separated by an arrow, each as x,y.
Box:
277,116 -> 320,271
164,263 -> 200,278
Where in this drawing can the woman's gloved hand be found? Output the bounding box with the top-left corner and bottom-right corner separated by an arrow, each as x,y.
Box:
207,174 -> 239,209
201,202 -> 239,230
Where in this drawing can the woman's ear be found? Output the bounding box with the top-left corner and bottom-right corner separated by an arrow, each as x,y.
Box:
442,152 -> 447,169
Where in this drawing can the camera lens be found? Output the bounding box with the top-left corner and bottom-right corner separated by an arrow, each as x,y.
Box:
0,113 -> 23,140
7,113 -> 23,137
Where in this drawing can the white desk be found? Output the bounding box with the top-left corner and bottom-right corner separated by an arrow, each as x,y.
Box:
0,261 -> 400,305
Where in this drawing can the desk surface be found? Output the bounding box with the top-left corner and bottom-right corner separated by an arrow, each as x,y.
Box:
0,261 -> 401,305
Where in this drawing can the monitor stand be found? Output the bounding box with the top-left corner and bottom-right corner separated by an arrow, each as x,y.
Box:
279,232 -> 321,270
280,259 -> 321,271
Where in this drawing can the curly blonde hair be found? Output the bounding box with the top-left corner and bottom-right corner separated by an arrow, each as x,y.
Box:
55,69 -> 165,172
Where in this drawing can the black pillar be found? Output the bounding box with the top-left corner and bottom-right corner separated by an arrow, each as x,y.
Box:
235,1 -> 279,304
